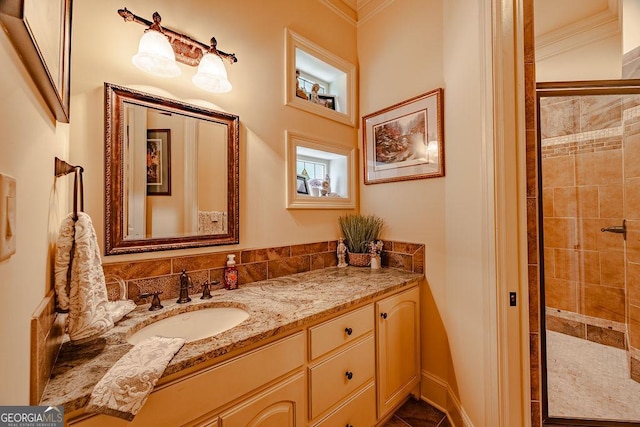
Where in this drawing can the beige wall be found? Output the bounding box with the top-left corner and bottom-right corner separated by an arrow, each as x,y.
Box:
0,1 -> 512,421
0,32 -> 69,403
536,35 -> 622,82
359,0 -> 489,425
70,0 -> 358,262
0,0 -> 358,405
623,0 -> 640,54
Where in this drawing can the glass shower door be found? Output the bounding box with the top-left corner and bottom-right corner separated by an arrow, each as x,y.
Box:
539,81 -> 640,425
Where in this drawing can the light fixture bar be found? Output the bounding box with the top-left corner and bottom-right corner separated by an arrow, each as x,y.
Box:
117,8 -> 238,67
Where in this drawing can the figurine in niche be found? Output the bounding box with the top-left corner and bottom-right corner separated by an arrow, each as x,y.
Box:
296,70 -> 308,100
321,174 -> 331,196
337,238 -> 347,267
309,83 -> 324,105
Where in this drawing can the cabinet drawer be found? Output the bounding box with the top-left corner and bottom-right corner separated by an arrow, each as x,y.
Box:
309,335 -> 375,419
312,381 -> 375,427
69,332 -> 305,427
309,304 -> 373,360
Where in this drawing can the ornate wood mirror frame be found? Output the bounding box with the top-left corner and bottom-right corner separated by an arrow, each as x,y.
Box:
104,83 -> 239,254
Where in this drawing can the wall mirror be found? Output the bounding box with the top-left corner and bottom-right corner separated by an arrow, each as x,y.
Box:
286,130 -> 356,209
284,28 -> 356,127
104,83 -> 239,255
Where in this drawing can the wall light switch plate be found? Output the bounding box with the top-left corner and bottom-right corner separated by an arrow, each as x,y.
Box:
0,173 -> 16,262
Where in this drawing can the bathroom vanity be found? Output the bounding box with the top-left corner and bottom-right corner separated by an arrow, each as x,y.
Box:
42,267 -> 421,426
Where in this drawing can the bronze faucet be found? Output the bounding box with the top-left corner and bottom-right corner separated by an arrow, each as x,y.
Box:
200,280 -> 219,299
139,290 -> 163,311
177,269 -> 192,303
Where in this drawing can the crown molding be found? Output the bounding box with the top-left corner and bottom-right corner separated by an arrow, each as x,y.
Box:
357,0 -> 394,26
318,0 -> 357,26
536,9 -> 620,61
318,0 -> 395,26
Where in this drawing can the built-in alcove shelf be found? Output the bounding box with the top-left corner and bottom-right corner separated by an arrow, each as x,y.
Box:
284,28 -> 356,127
286,130 -> 356,209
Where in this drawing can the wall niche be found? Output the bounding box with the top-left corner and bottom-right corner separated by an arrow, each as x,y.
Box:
284,28 -> 356,126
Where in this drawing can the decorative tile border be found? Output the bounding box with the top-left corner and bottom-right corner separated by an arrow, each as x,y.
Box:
547,305 -> 631,353
540,136 -> 622,158
541,127 -> 622,148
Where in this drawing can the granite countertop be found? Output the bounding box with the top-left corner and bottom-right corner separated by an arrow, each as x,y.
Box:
40,266 -> 422,412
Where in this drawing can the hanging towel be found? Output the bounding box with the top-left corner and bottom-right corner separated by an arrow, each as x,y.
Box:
85,336 -> 185,421
54,212 -> 135,342
198,210 -> 228,234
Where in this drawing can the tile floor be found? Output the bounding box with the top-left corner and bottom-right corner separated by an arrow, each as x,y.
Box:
384,397 -> 451,427
546,330 -> 640,422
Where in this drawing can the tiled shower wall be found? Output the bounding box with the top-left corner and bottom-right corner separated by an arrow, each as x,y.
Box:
540,95 -> 627,350
623,45 -> 640,382
535,50 -> 640,414
624,106 -> 640,381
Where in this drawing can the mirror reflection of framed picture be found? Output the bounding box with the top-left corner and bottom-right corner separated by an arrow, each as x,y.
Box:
147,129 -> 171,195
296,174 -> 309,195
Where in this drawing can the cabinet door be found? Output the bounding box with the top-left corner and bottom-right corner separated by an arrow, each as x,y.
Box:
376,286 -> 420,418
219,372 -> 305,427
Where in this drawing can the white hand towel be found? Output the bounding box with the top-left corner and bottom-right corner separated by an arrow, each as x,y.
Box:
54,212 -> 135,342
85,336 -> 185,421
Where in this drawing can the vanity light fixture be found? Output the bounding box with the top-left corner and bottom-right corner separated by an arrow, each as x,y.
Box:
118,8 -> 237,92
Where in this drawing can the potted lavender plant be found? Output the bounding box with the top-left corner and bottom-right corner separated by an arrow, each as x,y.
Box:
338,214 -> 384,266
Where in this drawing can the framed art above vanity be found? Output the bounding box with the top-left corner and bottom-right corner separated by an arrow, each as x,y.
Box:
104,83 -> 240,254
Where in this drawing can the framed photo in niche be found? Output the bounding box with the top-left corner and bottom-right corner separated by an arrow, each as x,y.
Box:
318,94 -> 336,110
362,88 -> 444,184
296,174 -> 309,195
147,129 -> 171,195
0,0 -> 72,122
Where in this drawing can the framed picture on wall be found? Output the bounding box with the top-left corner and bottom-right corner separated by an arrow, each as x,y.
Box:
0,0 -> 72,122
147,129 -> 171,195
362,88 -> 444,184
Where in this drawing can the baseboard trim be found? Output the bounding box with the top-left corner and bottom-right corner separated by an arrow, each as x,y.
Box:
421,370 -> 474,427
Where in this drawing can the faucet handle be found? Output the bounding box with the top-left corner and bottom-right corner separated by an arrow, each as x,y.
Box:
201,280 -> 219,300
139,291 -> 164,311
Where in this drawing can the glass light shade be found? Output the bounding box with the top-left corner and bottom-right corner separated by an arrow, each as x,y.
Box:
192,53 -> 232,93
132,30 -> 181,78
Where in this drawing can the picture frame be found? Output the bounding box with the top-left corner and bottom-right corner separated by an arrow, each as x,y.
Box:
147,129 -> 171,196
0,0 -> 72,123
362,88 -> 444,184
296,174 -> 309,195
318,94 -> 336,110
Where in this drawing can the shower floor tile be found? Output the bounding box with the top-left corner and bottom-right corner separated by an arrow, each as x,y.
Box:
546,330 -> 640,421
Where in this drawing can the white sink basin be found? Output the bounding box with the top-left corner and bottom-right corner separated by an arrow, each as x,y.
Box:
127,307 -> 249,345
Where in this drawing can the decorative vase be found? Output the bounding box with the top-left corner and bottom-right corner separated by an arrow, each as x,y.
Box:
348,252 -> 370,267
370,255 -> 381,270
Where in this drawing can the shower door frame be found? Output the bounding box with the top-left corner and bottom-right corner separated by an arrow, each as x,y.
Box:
538,79 -> 640,427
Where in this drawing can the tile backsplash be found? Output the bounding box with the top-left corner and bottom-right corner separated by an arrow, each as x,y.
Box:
102,240 -> 424,305
32,239 -> 425,404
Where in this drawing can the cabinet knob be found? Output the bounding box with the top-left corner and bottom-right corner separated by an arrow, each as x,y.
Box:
380,312 -> 388,319
346,424 -> 353,427
344,327 -> 353,336
345,371 -> 353,380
